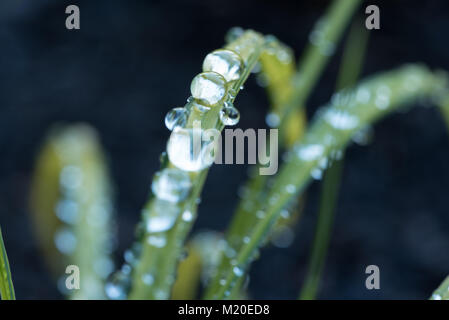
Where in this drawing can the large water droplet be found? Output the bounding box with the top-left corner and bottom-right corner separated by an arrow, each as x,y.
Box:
152,168 -> 191,203
55,199 -> 79,224
220,102 -> 240,126
165,107 -> 187,131
142,273 -> 154,286
190,72 -> 227,106
167,126 -> 216,172
145,199 -> 180,233
203,49 -> 244,82
147,234 -> 167,248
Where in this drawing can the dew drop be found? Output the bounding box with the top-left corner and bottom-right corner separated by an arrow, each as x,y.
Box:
220,102 -> 240,126
233,266 -> 244,277
285,184 -> 296,194
296,144 -> 324,161
55,199 -> 79,224
145,200 -> 180,233
265,112 -> 280,128
142,273 -> 154,286
164,107 -> 187,131
323,108 -> 359,130
152,168 -> 191,203
182,210 -> 194,222
311,168 -> 323,180
147,234 -> 167,248
190,72 -> 227,106
225,27 -> 244,43
54,228 -> 77,254
167,126 -> 216,172
105,271 -> 130,300
203,49 -> 244,82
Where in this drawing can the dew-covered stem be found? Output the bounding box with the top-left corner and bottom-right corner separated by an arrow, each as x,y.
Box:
30,124 -> 114,299
0,227 -> 15,300
125,31 -> 266,300
209,65 -> 448,299
205,0 -> 361,299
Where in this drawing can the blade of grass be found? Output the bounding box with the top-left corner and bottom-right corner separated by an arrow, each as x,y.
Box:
430,276 -> 449,300
30,124 -> 115,299
209,65 -> 448,299
0,227 -> 15,300
125,31 -> 267,300
205,0 -> 362,299
299,19 -> 369,300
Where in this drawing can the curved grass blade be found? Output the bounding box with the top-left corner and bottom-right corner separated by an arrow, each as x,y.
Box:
430,276 -> 449,300
299,19 -> 369,300
121,30 -> 267,300
30,124 -> 115,299
0,227 -> 15,300
205,0 -> 361,299
208,65 -> 448,299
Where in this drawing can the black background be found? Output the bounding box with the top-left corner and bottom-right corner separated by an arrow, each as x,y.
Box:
0,0 -> 449,299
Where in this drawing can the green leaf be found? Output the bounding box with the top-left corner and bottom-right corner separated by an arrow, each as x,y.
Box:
0,227 -> 15,300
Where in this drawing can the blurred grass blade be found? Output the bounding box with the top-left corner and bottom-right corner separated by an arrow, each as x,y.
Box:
209,65 -> 448,299
300,20 -> 369,300
30,124 -> 115,299
430,276 -> 449,300
205,0 -> 361,299
0,227 -> 15,300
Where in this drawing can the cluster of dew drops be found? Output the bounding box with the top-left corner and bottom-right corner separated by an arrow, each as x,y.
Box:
105,34 -> 249,300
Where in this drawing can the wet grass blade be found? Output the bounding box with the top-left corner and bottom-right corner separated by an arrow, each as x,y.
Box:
209,65 -> 448,299
430,276 -> 449,300
299,20 -> 369,300
0,227 -> 15,300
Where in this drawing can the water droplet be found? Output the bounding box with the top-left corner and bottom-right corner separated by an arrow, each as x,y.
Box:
142,273 -> 154,286
60,165 -> 83,190
272,226 -> 294,248
311,168 -> 323,180
105,271 -> 130,300
323,108 -> 359,130
165,107 -> 187,131
431,293 -> 442,300
182,210 -> 194,222
220,102 -> 240,126
54,228 -> 77,254
190,72 -> 227,106
55,199 -> 78,224
147,234 -> 167,248
285,184 -> 296,194
203,49 -> 244,82
145,199 -> 180,233
233,266 -> 244,277
219,279 -> 227,286
256,210 -> 266,219
243,236 -> 250,244
375,85 -> 391,110
296,144 -> 324,161
225,27 -> 244,43
352,126 -> 374,146
265,112 -> 280,128
152,168 -> 191,203
167,126 -> 216,172
356,87 -> 371,104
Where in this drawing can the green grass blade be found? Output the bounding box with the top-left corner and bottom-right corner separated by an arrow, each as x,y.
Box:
430,276 -> 449,300
299,20 -> 369,300
30,124 -> 115,299
0,227 -> 15,300
205,0 -> 361,299
125,31 -> 267,300
209,65 -> 448,299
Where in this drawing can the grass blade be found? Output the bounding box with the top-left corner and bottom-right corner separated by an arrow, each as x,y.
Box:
209,65 -> 448,299
0,227 -> 15,300
430,276 -> 449,300
299,20 -> 369,300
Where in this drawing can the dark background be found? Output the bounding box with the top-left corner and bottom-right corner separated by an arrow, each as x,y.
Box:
1,0 -> 449,299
